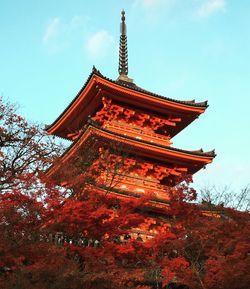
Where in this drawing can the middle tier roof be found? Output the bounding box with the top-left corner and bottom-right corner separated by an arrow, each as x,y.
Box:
46,123 -> 215,180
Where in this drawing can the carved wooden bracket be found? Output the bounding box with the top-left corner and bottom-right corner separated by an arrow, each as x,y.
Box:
93,97 -> 181,134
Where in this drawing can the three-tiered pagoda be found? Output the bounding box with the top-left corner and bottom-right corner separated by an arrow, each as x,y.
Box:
46,11 -> 215,208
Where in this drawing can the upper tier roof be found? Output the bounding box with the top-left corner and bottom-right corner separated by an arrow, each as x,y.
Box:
46,67 -> 209,140
95,67 -> 208,107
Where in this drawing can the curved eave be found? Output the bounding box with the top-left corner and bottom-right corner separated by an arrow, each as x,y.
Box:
46,125 -> 215,179
46,69 -> 208,139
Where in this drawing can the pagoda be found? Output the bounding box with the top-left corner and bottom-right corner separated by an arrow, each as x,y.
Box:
46,10 -> 215,208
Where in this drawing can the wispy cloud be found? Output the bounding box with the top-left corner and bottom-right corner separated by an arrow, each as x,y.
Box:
134,0 -> 177,11
86,30 -> 114,58
70,15 -> 87,29
133,0 -> 226,21
43,17 -> 61,46
134,0 -> 169,9
133,0 -> 177,23
195,0 -> 226,18
42,15 -> 88,53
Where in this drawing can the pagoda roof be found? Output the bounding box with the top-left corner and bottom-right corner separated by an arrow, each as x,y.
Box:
93,67 -> 207,107
46,67 -> 209,140
46,122 -> 215,179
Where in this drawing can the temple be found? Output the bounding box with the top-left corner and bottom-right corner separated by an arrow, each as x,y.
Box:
46,10 -> 215,208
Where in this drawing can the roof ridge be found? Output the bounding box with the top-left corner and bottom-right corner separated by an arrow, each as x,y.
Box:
92,68 -> 208,108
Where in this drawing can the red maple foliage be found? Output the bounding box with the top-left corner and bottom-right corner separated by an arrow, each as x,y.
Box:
0,97 -> 63,193
0,97 -> 249,289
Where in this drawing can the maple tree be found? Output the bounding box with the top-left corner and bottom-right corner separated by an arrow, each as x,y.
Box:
0,97 -> 63,194
0,97 -> 249,289
199,184 -> 250,211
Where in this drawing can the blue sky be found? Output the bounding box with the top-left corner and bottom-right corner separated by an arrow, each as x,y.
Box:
1,0 -> 250,191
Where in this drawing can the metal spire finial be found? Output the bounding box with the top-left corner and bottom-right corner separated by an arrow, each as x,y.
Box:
121,10 -> 126,35
118,10 -> 133,83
